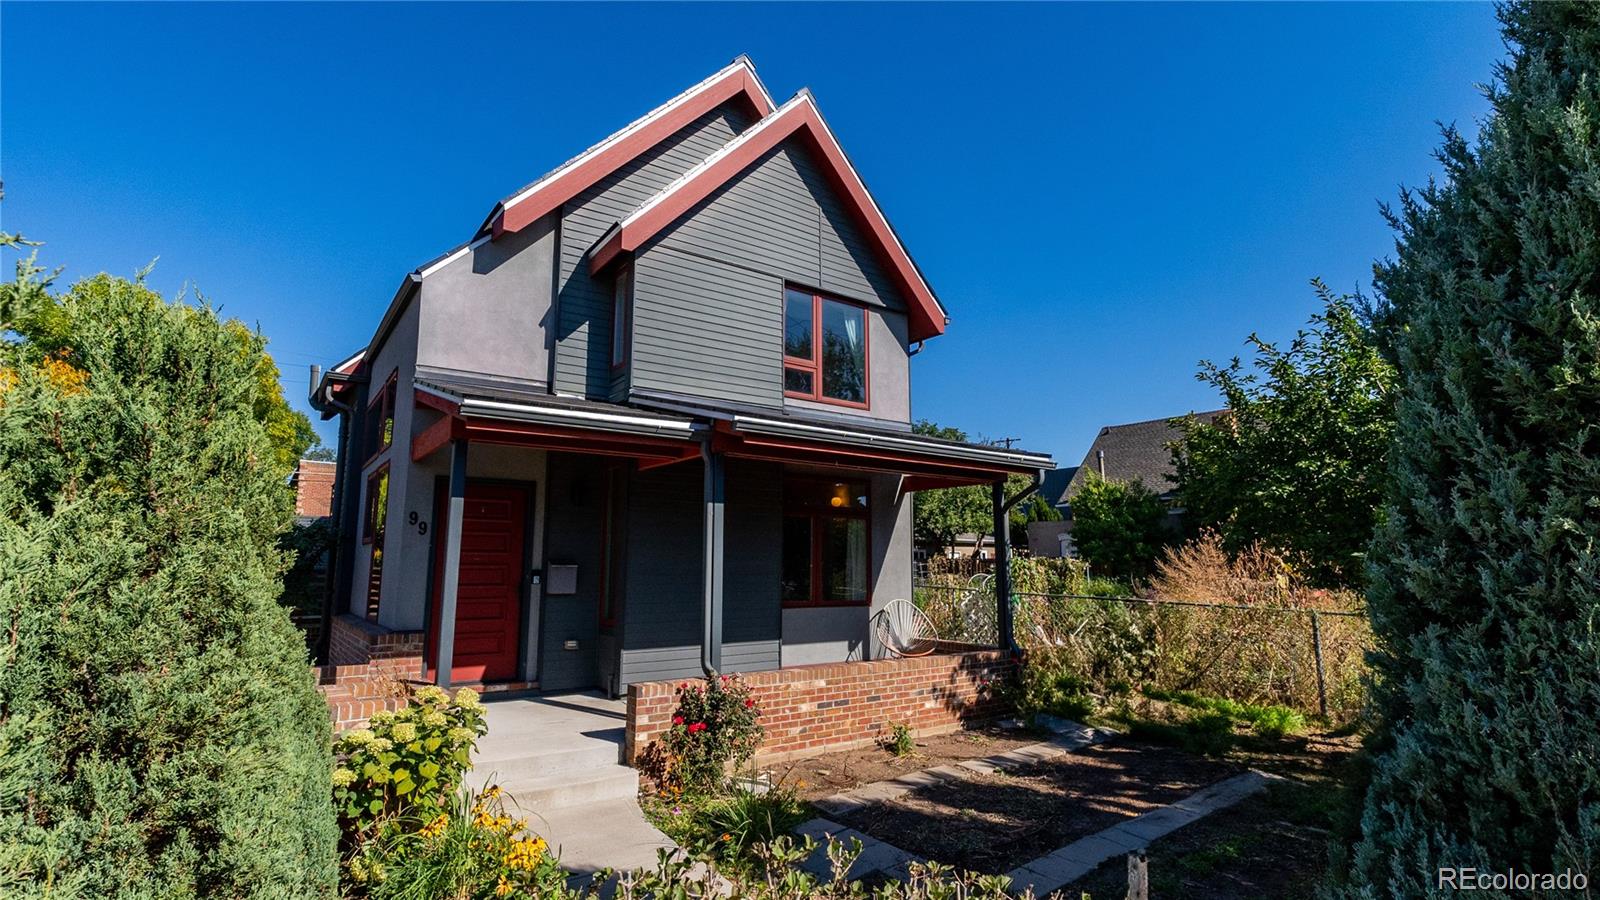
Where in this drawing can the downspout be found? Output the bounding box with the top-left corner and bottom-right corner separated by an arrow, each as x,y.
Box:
308,366 -> 367,663
698,437 -> 725,677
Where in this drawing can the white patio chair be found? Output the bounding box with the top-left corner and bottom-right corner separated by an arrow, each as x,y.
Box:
873,599 -> 940,658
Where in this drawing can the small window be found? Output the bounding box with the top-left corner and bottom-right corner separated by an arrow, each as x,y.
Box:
363,465 -> 390,620
363,373 -> 397,461
611,265 -> 633,371
783,287 -> 868,407
782,478 -> 870,607
363,465 -> 389,545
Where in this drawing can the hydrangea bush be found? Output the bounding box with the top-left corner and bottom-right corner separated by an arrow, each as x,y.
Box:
658,674 -> 764,794
332,685 -> 487,837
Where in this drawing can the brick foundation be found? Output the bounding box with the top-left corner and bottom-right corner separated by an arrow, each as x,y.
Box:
624,646 -> 1014,765
316,614 -> 426,732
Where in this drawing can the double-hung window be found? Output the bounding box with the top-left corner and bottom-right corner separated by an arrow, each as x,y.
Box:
783,286 -> 868,407
781,478 -> 870,607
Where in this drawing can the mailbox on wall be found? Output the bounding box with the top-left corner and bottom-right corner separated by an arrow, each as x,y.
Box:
546,564 -> 578,595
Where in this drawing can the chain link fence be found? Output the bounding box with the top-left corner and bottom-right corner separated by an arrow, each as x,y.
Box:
913,575 -> 1372,722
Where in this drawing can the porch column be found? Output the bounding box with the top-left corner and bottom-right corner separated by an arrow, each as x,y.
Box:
700,446 -> 725,675
435,439 -> 469,687
991,479 -> 1015,655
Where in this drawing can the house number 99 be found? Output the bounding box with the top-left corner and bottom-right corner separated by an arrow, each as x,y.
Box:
408,511 -> 428,535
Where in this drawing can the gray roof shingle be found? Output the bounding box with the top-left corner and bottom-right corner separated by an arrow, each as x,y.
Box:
1066,410 -> 1227,500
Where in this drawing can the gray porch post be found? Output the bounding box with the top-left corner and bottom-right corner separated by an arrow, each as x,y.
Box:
991,479 -> 1015,655
700,445 -> 725,675
436,439 -> 470,687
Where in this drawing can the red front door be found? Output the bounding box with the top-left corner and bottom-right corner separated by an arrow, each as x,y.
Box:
428,482 -> 528,683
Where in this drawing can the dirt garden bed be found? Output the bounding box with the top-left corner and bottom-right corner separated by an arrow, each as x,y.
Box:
830,738 -> 1243,875
770,724 -> 1042,802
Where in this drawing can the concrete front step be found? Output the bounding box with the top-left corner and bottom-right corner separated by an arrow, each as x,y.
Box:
472,739 -> 623,778
476,766 -> 641,812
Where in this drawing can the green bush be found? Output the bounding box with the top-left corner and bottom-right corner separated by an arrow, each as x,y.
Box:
883,721 -> 915,757
0,273 -> 337,896
333,685 -> 488,840
657,674 -> 764,794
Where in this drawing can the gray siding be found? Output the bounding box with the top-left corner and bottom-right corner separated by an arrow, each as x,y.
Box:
617,459 -> 782,687
552,103 -> 752,398
630,138 -> 912,420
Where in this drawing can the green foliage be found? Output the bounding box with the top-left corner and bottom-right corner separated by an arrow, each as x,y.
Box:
0,270 -> 337,896
1144,688 -> 1306,739
1343,3 -> 1600,893
1171,283 -> 1394,586
280,516 -> 336,617
345,785 -> 566,900
1066,472 -> 1172,580
884,721 -> 915,757
1003,656 -> 1101,722
332,686 -> 488,838
648,784 -> 811,876
658,675 -> 765,794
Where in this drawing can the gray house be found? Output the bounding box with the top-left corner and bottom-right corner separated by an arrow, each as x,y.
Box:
311,57 -> 1053,695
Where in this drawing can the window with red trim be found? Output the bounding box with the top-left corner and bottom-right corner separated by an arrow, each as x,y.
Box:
781,478 -> 870,607
363,373 -> 398,461
783,286 -> 868,407
611,265 -> 633,371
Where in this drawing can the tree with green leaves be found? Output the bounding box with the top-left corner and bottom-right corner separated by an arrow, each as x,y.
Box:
0,241 -> 337,896
1340,4 -> 1600,893
1171,282 -> 1394,585
1065,473 -> 1170,581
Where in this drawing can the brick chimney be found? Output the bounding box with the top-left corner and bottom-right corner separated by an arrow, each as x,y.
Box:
292,459 -> 338,519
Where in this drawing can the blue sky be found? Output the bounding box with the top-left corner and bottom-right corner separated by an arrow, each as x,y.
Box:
1,2 -> 1502,465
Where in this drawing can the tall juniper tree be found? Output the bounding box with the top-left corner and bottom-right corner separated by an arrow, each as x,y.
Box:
0,256 -> 337,896
1346,3 -> 1600,893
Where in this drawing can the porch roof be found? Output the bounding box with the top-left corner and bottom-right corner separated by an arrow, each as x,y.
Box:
410,375 -> 703,464
714,414 -> 1054,489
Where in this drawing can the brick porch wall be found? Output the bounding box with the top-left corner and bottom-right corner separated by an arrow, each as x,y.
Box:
624,646 -> 1014,765
317,614 -> 426,732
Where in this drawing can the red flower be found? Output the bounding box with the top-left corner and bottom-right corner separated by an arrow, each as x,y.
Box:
687,722 -> 708,734
744,699 -> 754,708
672,715 -> 684,726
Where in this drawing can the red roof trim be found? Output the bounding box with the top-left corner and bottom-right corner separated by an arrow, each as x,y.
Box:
588,95 -> 947,342
491,63 -> 773,239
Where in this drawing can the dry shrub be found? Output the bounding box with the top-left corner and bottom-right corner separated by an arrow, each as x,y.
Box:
1144,532 -> 1370,719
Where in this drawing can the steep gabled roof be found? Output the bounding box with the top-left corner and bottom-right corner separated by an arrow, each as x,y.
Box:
1067,410 -> 1228,500
587,91 -> 949,342
482,57 -> 775,238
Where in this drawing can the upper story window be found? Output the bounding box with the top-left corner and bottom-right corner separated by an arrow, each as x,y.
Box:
611,265 -> 633,371
363,372 -> 397,461
783,286 -> 868,408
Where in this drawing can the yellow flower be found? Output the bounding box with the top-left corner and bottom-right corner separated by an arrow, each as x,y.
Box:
415,685 -> 449,705
331,767 -> 356,788
422,709 -> 448,727
418,813 -> 450,838
448,726 -> 475,744
390,722 -> 418,744
483,785 -> 503,800
494,876 -> 515,897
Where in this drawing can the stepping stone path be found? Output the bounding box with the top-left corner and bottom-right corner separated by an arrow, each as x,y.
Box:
792,718 -> 1281,895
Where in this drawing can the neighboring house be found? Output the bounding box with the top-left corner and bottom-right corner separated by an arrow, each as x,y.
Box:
1067,410 -> 1225,532
291,458 -> 337,523
310,57 -> 1053,697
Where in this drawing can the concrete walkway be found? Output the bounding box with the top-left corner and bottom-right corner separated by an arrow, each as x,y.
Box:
468,692 -> 676,876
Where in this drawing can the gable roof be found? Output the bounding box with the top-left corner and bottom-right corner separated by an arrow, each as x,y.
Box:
483,57 -> 775,238
587,91 -> 949,343
1066,410 -> 1228,501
